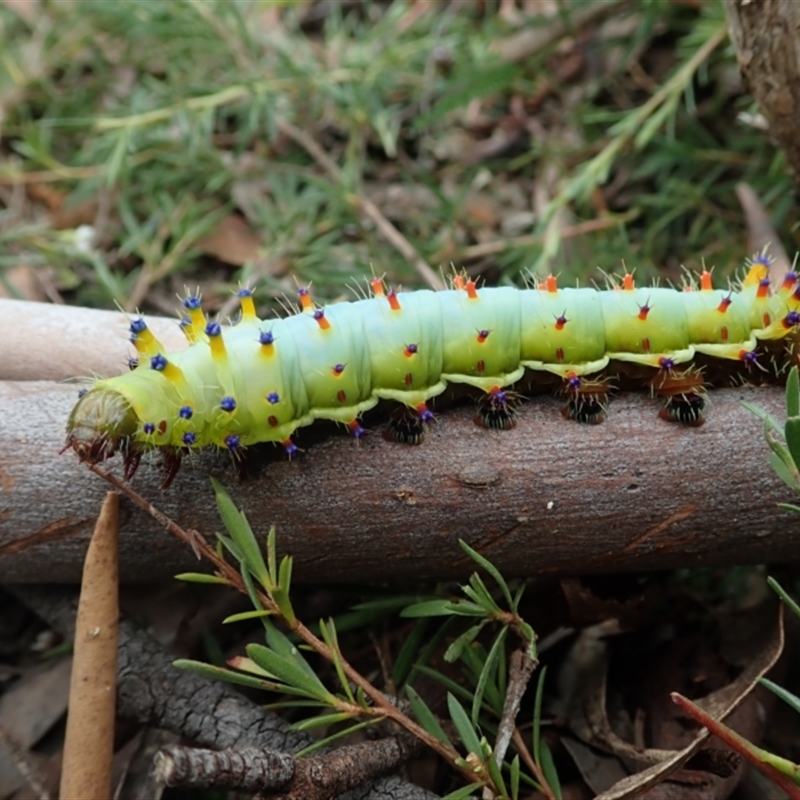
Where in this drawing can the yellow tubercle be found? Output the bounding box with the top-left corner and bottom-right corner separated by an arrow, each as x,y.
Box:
239,293 -> 257,320
187,306 -> 206,340
130,322 -> 164,359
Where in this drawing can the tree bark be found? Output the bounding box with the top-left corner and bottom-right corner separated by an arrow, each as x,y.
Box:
0,377 -> 796,584
725,0 -> 800,190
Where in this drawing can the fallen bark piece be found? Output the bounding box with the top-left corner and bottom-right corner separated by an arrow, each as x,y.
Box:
0,378 -> 798,583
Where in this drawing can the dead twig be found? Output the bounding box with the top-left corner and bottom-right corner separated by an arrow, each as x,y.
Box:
156,734 -> 422,798
277,119 -> 444,290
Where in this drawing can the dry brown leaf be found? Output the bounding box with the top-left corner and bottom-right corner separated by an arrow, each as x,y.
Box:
196,213 -> 262,266
586,604 -> 784,800
0,265 -> 47,302
0,0 -> 39,24
0,656 -> 72,797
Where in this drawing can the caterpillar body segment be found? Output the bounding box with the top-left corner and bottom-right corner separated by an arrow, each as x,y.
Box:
66,259 -> 800,485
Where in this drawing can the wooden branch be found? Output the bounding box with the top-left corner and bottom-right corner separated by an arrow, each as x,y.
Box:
1,297 -> 797,583
0,298 -> 187,382
0,376 -> 797,584
725,0 -> 800,190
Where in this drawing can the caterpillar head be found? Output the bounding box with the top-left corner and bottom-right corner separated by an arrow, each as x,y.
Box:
66,388 -> 138,464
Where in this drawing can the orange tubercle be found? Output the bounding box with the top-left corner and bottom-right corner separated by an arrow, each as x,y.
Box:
298,287 -> 314,310
370,277 -> 385,297
622,273 -> 635,291
700,270 -> 713,291
387,291 -> 401,311
466,280 -> 478,299
539,275 -> 558,293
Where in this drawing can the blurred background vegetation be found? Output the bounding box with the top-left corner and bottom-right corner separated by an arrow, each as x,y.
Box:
0,0 -> 794,316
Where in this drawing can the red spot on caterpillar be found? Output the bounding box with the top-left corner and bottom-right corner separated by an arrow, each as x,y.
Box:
387,290 -> 401,311
404,372 -> 413,387
466,280 -> 478,299
297,286 -> 313,310
638,302 -> 651,321
555,313 -> 568,331
477,329 -> 490,343
623,273 -> 635,291
763,312 -> 772,327
642,338 -> 651,353
717,295 -> 732,313
700,270 -> 713,291
404,343 -> 418,357
453,275 -> 466,290
268,415 -> 279,428
158,420 -> 167,435
477,359 -> 485,373
721,325 -> 728,342
540,275 -> 558,293
556,347 -> 565,362
370,277 -> 384,297
313,309 -> 330,330
337,389 -> 347,403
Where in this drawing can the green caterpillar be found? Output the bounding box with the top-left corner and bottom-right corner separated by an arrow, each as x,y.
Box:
66,255 -> 800,486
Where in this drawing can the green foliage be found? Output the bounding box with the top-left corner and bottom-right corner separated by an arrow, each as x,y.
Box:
746,366 -> 800,511
743,369 -> 800,791
176,481 -> 558,798
1,1 -> 793,310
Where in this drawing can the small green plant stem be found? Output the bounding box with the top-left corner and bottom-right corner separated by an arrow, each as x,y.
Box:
88,464 -> 491,792
535,20 -> 728,270
671,692 -> 800,799
511,728 -> 556,800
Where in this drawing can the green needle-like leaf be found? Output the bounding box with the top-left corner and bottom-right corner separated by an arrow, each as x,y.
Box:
211,478 -> 271,589
174,572 -> 229,584
246,643 -> 333,702
445,621 -> 487,663
459,539 -> 513,608
448,692 -> 483,757
787,367 -> 800,418
401,599 -> 458,618
760,677 -> 800,715
405,684 -> 454,747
